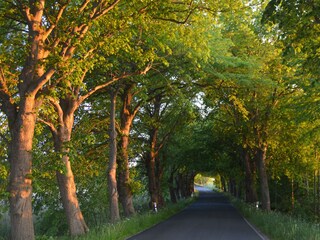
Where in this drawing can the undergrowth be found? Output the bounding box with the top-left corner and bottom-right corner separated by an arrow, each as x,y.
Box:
231,197 -> 320,240
36,197 -> 194,240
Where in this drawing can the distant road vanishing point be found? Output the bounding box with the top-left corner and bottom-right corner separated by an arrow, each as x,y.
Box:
127,186 -> 267,240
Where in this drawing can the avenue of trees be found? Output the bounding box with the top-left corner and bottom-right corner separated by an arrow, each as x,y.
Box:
0,0 -> 319,239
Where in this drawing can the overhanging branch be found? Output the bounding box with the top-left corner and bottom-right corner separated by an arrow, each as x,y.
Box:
78,63 -> 153,105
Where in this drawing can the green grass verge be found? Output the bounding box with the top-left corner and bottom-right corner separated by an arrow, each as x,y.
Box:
231,198 -> 320,240
37,198 -> 195,240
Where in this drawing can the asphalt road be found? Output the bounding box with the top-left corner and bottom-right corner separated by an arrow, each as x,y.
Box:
127,186 -> 267,240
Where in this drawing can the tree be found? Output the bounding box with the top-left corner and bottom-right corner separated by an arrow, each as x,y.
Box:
108,88 -> 120,223
263,0 -> 320,81
0,1 -> 124,238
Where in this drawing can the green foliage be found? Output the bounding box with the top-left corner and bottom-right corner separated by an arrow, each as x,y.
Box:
35,209 -> 68,237
60,197 -> 195,240
263,0 -> 320,80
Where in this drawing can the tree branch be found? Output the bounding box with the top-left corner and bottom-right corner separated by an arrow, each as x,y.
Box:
48,97 -> 64,126
78,63 -> 153,105
37,118 -> 57,136
43,4 -> 68,41
0,67 -> 17,121
79,0 -> 90,13
90,0 -> 121,20
30,68 -> 56,96
132,102 -> 142,118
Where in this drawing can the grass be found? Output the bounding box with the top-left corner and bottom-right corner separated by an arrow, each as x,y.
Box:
38,197 -> 195,240
231,197 -> 320,240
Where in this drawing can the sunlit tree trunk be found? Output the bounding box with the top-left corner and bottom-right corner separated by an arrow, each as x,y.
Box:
52,111 -> 88,236
108,90 -> 120,222
8,97 -> 36,240
118,131 -> 135,216
5,1 -> 51,238
3,1 -> 123,238
118,84 -> 137,217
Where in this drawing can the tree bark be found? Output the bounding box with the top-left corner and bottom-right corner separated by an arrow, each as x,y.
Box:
8,96 -> 36,240
180,172 -> 196,198
145,126 -> 165,209
243,148 -> 258,203
118,131 -> 135,216
221,176 -> 227,192
146,147 -> 159,207
108,90 -> 120,223
53,111 -> 88,236
117,85 -> 136,217
7,2 -> 49,238
256,145 -> 271,211
156,155 -> 164,207
168,170 -> 177,203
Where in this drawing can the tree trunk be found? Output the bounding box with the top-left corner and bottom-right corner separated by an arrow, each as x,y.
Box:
146,149 -> 159,208
108,90 -> 120,223
175,175 -> 181,200
221,176 -> 227,192
291,178 -> 295,210
146,127 -> 164,209
118,132 -> 135,216
7,3 -> 49,238
168,170 -> 177,203
56,166 -> 88,236
8,96 -> 36,240
118,86 -> 136,217
156,155 -> 164,207
256,145 -> 271,211
243,148 -> 258,203
53,113 -> 88,236
185,172 -> 195,198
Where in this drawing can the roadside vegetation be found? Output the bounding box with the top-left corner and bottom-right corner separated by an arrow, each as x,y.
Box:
36,197 -> 195,240
231,197 -> 320,240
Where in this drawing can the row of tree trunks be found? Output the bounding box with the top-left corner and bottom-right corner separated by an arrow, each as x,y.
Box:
168,169 -> 196,203
222,143 -> 270,211
4,1 -> 122,238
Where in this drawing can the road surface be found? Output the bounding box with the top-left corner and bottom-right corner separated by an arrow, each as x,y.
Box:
127,186 -> 267,240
